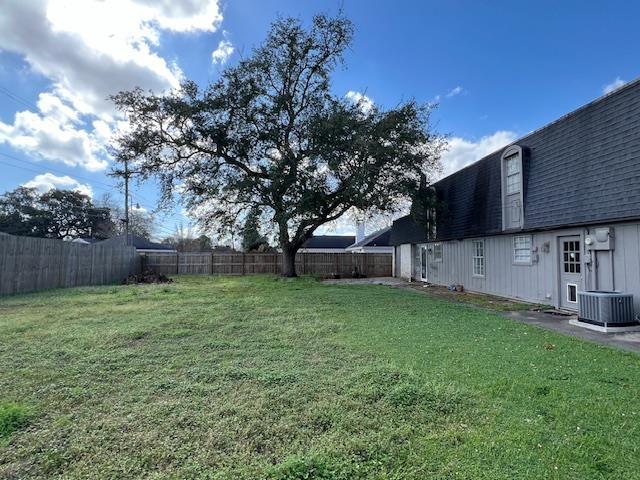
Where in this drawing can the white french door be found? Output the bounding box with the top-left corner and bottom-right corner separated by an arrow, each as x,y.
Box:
419,245 -> 428,282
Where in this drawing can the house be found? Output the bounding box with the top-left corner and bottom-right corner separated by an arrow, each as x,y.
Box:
98,234 -> 177,253
345,226 -> 393,253
73,234 -> 176,253
70,237 -> 104,245
299,235 -> 355,253
126,234 -> 176,254
390,78 -> 640,314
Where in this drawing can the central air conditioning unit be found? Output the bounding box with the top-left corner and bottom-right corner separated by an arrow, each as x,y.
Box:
577,291 -> 636,328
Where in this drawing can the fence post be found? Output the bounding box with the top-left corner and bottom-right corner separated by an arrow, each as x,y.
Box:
242,252 -> 245,276
210,252 -> 214,275
175,253 -> 179,275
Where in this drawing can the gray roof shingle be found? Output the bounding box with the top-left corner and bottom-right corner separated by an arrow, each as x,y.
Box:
347,226 -> 392,249
302,235 -> 355,249
426,78 -> 640,241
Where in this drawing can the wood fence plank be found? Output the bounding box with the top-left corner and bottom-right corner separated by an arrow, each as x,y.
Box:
142,251 -> 392,277
0,233 -> 140,297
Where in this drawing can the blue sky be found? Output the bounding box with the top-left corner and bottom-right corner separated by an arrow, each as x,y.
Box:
1,0 -> 638,241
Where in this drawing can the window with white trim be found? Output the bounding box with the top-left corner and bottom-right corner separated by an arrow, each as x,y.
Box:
513,235 -> 532,264
501,145 -> 524,230
472,240 -> 485,277
427,207 -> 437,240
504,154 -> 521,194
433,243 -> 442,262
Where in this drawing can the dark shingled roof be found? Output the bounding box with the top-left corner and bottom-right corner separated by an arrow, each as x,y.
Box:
302,235 -> 356,249
347,226 -> 392,249
393,78 -> 640,244
389,215 -> 428,246
128,235 -> 175,251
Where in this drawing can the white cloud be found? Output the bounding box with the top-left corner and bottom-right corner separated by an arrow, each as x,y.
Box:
0,0 -> 223,170
446,86 -> 464,98
23,172 -> 93,197
603,77 -> 626,94
132,0 -> 223,33
0,1 -> 222,117
345,90 -> 374,115
211,38 -> 234,65
440,130 -> 518,177
0,93 -> 110,171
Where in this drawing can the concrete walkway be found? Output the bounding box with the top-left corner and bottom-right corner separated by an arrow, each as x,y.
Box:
322,277 -> 406,286
323,277 -> 640,353
503,309 -> 640,353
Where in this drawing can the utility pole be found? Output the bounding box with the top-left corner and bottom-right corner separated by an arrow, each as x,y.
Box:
124,157 -> 130,246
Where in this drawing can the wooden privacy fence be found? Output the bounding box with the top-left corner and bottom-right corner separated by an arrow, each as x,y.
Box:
0,233 -> 141,296
142,252 -> 392,277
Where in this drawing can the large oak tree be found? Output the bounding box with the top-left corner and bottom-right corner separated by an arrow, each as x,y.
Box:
112,14 -> 444,276
0,187 -> 113,239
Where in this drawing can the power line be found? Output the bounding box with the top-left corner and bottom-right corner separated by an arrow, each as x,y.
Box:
0,151 -> 116,190
0,159 -> 179,236
0,159 -> 116,198
0,85 -> 40,112
0,151 -> 117,189
0,85 -> 159,207
0,149 -> 157,208
0,151 -> 155,208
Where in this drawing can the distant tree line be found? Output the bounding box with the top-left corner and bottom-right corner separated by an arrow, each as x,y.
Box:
0,185 -> 276,252
0,187 -> 156,241
159,218 -> 275,253
0,187 -> 113,239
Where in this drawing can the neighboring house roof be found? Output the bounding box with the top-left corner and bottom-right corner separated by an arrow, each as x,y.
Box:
71,237 -> 103,244
129,235 -> 176,251
301,235 -> 356,249
394,78 -> 640,244
100,234 -> 176,251
389,215 -> 428,246
346,226 -> 392,250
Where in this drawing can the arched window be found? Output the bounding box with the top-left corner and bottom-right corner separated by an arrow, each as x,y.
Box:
501,145 -> 524,230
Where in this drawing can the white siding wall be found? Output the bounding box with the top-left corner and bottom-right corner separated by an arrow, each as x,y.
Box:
399,244 -> 413,280
415,221 -> 640,312
593,223 -> 640,302
422,232 -> 557,305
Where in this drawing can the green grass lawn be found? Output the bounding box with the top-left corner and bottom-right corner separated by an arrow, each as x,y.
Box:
1,276 -> 639,479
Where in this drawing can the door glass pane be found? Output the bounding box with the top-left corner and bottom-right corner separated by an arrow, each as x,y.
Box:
563,240 -> 581,274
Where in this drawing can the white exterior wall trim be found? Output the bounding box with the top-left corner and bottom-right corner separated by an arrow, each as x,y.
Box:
410,221 -> 640,313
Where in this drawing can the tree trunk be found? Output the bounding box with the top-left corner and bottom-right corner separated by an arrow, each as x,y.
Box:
281,247 -> 298,277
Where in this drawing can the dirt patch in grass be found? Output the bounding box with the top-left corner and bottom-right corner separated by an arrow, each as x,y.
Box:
403,282 -> 547,311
